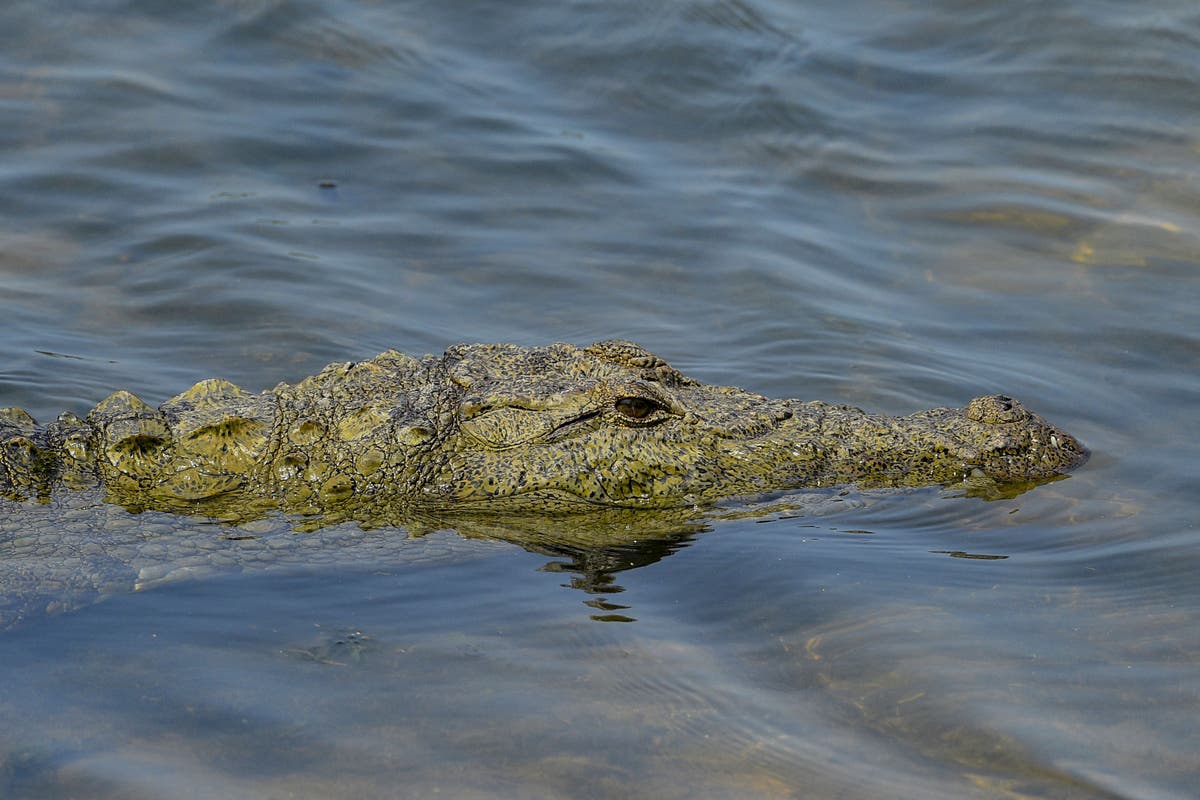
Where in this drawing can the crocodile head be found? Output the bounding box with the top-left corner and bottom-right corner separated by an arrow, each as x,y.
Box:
430,340 -> 1087,508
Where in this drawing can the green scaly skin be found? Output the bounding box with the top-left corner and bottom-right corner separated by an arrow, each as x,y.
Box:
0,340 -> 1088,522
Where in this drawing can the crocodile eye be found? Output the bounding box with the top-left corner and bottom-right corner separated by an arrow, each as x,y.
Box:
614,397 -> 657,420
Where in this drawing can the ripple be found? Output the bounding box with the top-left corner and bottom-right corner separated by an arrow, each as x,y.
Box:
214,1 -> 433,73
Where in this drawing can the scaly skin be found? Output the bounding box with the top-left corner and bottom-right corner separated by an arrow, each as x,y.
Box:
0,340 -> 1087,520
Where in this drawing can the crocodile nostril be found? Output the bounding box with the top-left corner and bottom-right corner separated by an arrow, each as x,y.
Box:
966,395 -> 1031,424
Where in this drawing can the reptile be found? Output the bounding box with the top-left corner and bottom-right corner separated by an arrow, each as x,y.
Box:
1,340 -> 1087,521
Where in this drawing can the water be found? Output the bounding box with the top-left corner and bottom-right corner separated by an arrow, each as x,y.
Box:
2,0 -> 1198,796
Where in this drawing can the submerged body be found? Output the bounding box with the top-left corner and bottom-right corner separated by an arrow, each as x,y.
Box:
0,340 -> 1087,520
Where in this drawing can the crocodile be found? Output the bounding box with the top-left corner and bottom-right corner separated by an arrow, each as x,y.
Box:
0,340 -> 1088,522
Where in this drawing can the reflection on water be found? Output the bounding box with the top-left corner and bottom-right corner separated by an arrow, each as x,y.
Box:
0,484 -> 836,630
4,483 -> 1198,798
2,0 -> 1200,796
3,487 -> 1195,799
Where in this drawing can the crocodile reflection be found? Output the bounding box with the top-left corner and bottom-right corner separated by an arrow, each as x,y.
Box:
418,504 -> 710,622
0,491 -> 714,630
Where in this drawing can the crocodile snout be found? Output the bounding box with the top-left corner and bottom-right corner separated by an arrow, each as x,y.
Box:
961,394 -> 1089,479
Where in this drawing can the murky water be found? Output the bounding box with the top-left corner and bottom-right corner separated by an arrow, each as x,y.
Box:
2,0 -> 1198,797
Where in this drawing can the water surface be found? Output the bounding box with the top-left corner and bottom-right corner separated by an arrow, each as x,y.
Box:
2,0 -> 1198,797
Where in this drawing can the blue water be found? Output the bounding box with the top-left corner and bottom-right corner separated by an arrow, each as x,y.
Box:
2,0 -> 1199,797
